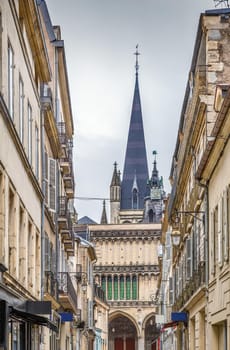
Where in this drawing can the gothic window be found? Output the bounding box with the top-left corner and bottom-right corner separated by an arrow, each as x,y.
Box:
132,275 -> 137,299
107,275 -> 112,300
114,275 -> 118,300
120,275 -> 124,300
101,275 -> 106,295
126,275 -> 131,300
132,189 -> 138,209
148,209 -> 154,223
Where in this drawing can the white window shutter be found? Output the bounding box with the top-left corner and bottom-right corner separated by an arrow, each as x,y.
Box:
210,211 -> 215,275
186,237 -> 192,280
44,151 -> 49,205
44,233 -> 50,271
169,277 -> 173,305
49,158 -> 56,212
223,189 -> 229,262
218,199 -> 223,267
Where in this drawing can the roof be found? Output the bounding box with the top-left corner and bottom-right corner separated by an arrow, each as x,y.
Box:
78,216 -> 97,225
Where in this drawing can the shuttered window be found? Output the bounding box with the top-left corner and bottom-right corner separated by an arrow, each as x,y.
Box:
210,211 -> 215,275
44,151 -> 49,205
186,237 -> 192,280
169,277 -> 173,305
49,158 -> 56,211
217,200 -> 223,267
44,233 -> 50,271
223,189 -> 229,262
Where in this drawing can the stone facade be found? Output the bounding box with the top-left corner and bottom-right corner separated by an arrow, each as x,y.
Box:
162,8 -> 230,350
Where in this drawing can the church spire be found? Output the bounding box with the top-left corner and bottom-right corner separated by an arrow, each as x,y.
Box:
121,47 -> 149,210
100,200 -> 108,224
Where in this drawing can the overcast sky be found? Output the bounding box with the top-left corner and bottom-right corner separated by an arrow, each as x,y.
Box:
46,0 -> 216,223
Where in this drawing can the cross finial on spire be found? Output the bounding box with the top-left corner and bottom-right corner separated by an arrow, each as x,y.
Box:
134,44 -> 140,75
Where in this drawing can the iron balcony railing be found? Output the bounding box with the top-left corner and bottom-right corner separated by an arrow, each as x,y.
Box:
94,284 -> 106,303
57,272 -> 78,311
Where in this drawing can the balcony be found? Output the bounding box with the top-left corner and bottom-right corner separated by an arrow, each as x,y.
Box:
174,262 -> 206,309
41,84 -> 61,158
94,284 -> 107,304
58,196 -> 68,230
57,272 -> 78,313
58,123 -> 73,175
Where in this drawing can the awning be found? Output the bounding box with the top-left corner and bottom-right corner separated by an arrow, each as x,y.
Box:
9,307 -> 58,332
162,321 -> 178,330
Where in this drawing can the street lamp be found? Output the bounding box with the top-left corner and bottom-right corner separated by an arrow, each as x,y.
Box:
171,230 -> 181,247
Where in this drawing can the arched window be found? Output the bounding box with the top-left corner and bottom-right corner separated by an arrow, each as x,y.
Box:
101,275 -> 106,295
132,275 -> 137,299
114,275 -> 118,300
107,275 -> 112,300
126,275 -> 131,300
132,188 -> 138,209
120,275 -> 124,300
149,209 -> 157,223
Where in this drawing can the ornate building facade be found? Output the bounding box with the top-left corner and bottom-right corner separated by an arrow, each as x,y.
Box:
89,51 -> 165,350
161,7 -> 230,350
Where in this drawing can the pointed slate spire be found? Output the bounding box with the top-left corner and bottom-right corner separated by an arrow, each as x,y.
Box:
121,47 -> 149,210
100,200 -> 108,224
150,150 -> 160,188
110,162 -> 121,186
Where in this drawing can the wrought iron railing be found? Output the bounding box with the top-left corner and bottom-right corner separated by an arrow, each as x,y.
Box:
57,272 -> 78,311
94,284 -> 106,303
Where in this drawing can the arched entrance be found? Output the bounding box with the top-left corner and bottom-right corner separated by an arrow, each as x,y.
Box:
144,316 -> 160,350
109,316 -> 137,350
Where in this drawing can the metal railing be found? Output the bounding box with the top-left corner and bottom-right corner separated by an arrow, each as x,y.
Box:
57,272 -> 78,310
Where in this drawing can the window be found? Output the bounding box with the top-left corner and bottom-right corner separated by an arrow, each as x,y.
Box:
126,275 -> 131,300
223,188 -> 229,262
19,76 -> 24,142
217,201 -> 223,267
114,276 -> 118,300
132,275 -> 137,299
27,102 -> 32,164
169,277 -> 174,305
101,276 -> 106,295
186,237 -> 192,279
35,125 -> 39,179
8,41 -> 14,118
107,276 -> 112,300
44,150 -> 48,205
119,275 -> 124,300
49,158 -> 56,211
132,189 -> 138,209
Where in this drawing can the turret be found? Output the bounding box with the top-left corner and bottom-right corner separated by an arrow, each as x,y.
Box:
110,162 -> 121,223
143,151 -> 164,223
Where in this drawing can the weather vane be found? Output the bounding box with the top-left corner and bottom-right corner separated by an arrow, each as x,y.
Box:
213,0 -> 229,7
134,44 -> 140,74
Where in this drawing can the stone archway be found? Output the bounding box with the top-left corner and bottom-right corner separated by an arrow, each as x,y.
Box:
109,315 -> 138,350
144,316 -> 160,350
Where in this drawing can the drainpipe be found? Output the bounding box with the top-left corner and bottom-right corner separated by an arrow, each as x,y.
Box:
40,104 -> 45,300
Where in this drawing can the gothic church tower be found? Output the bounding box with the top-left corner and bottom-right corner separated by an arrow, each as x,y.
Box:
90,48 -> 164,350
